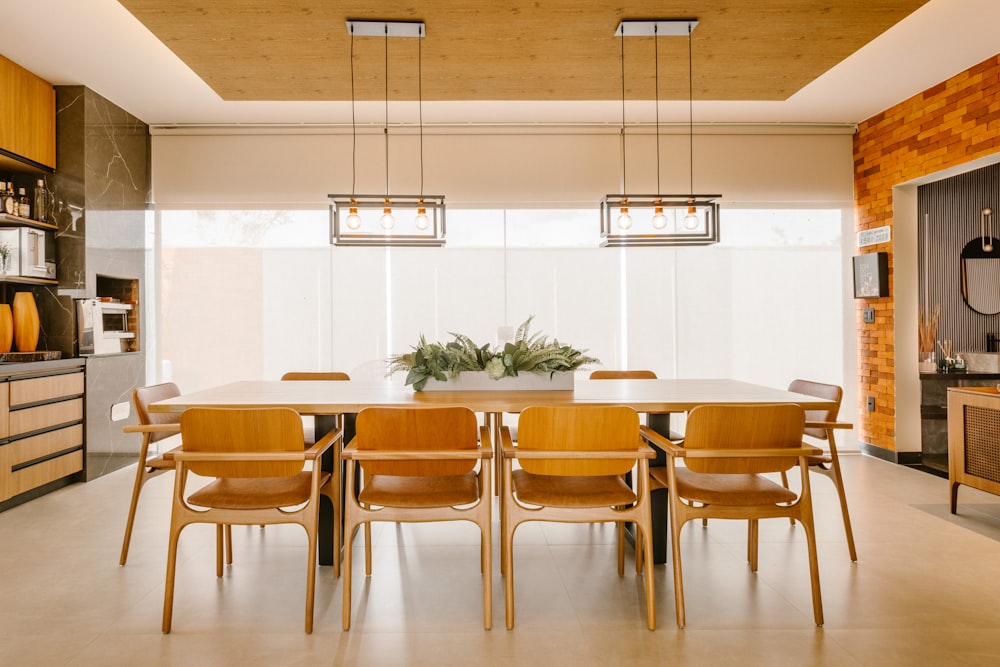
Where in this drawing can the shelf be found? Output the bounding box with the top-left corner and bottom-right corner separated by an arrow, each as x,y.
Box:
95,302 -> 132,312
101,332 -> 135,339
0,274 -> 57,287
0,213 -> 57,232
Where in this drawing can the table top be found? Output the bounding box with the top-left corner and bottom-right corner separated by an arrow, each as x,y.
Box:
149,378 -> 839,415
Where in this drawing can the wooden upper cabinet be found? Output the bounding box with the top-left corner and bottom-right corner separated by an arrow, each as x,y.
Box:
0,54 -> 56,171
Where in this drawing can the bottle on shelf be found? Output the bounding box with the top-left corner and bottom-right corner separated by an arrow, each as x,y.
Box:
33,179 -> 49,223
2,182 -> 15,215
17,188 -> 30,219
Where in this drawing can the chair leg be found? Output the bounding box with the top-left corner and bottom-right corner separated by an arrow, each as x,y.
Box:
224,524 -> 233,565
780,470 -> 795,525
504,521 -> 516,630
364,522 -> 373,576
342,517 -> 355,631
825,439 -> 858,562
640,516 -> 656,630
669,504 -> 687,629
617,520 -> 625,576
119,467 -> 151,566
480,503 -> 493,630
162,523 -> 184,634
215,524 -> 224,577
304,521 -> 317,634
747,519 -> 759,572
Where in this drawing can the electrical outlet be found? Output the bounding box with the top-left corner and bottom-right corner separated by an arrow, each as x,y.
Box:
866,396 -> 876,412
863,307 -> 875,323
110,401 -> 130,422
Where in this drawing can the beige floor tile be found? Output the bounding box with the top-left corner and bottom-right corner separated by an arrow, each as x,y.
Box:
3,455 -> 1000,665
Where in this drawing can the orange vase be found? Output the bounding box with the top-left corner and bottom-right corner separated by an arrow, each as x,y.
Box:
0,304 -> 12,353
12,292 -> 39,353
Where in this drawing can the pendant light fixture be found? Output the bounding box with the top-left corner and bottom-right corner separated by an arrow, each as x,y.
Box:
601,19 -> 720,247
330,20 -> 446,247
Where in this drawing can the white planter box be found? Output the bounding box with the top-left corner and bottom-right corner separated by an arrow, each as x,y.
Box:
419,371 -> 575,391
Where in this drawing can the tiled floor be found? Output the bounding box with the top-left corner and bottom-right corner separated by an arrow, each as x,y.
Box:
3,455 -> 1000,666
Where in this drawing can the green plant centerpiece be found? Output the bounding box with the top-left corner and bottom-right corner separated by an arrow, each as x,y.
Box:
388,316 -> 599,391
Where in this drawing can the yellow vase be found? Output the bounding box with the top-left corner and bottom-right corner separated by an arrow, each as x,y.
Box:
12,292 -> 39,353
0,304 -> 12,353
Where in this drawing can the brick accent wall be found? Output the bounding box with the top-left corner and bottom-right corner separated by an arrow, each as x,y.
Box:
853,55 -> 1000,451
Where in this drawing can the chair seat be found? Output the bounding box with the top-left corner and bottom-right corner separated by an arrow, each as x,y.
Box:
359,472 -> 480,508
144,445 -> 181,471
808,453 -> 832,466
189,471 -> 330,510
652,467 -> 797,506
511,469 -> 636,507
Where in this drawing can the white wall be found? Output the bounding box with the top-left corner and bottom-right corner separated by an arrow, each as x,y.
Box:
151,128 -> 854,207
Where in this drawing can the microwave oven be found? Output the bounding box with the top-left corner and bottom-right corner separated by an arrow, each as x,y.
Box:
0,227 -> 56,279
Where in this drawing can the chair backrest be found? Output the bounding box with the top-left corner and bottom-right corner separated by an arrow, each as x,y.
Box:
133,382 -> 182,444
179,407 -> 306,478
589,370 -> 657,380
682,403 -> 806,475
516,405 -> 639,476
788,379 -> 843,441
281,371 -> 351,381
354,406 -> 479,477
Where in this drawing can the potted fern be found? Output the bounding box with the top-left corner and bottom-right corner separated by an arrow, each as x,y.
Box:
387,316 -> 598,391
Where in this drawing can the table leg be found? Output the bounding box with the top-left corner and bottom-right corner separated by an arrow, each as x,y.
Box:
318,413 -> 355,567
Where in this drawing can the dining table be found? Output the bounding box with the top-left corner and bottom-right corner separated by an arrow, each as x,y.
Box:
150,377 -> 841,565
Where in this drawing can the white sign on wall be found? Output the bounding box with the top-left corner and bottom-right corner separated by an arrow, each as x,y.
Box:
857,225 -> 891,248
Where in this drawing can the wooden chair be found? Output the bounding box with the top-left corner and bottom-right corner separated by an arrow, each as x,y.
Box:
280,371 -> 350,442
785,379 -> 857,561
500,405 -> 657,630
120,382 -> 232,570
341,406 -> 493,630
646,403 -> 823,628
161,407 -> 341,634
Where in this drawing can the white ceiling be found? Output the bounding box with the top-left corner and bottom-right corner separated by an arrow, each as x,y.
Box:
2,0 -> 999,128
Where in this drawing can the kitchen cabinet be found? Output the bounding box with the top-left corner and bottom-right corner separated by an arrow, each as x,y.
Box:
0,54 -> 56,171
0,360 -> 85,509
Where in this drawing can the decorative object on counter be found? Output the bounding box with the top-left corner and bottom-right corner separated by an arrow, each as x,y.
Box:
387,316 -> 599,391
918,304 -> 939,372
16,188 -> 30,219
12,291 -> 39,353
0,241 -> 9,274
33,179 -> 49,223
0,304 -> 12,353
1,181 -> 14,215
936,339 -> 966,373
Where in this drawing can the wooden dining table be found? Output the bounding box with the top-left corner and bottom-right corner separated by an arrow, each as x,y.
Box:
150,377 -> 840,565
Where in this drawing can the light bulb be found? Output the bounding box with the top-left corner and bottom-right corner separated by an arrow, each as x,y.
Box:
346,206 -> 361,230
415,206 -> 429,230
684,205 -> 700,230
652,206 -> 667,229
617,207 -> 632,230
380,207 -> 395,230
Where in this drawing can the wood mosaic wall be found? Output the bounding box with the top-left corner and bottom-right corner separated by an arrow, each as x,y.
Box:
854,54 -> 1000,452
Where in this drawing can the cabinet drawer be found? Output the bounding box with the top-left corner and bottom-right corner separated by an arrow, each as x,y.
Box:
10,372 -> 85,407
8,424 -> 83,467
9,450 -> 82,497
10,398 -> 83,437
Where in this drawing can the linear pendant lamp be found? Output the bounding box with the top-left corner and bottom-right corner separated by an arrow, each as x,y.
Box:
601,19 -> 720,247
330,20 -> 445,247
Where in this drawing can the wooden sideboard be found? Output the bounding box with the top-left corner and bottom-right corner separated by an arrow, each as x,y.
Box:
947,385 -> 1000,513
0,360 -> 85,510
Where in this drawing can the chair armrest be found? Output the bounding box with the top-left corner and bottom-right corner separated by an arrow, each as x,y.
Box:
502,443 -> 656,460
805,420 -> 853,430
123,423 -> 181,435
341,443 -> 492,461
304,425 -> 343,460
479,425 -> 493,451
678,444 -> 822,459
640,426 -> 684,455
170,450 -> 312,462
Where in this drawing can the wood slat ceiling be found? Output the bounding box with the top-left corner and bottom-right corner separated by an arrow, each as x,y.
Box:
118,1 -> 930,103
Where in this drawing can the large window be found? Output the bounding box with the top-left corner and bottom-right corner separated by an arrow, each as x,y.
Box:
156,207 -> 844,398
